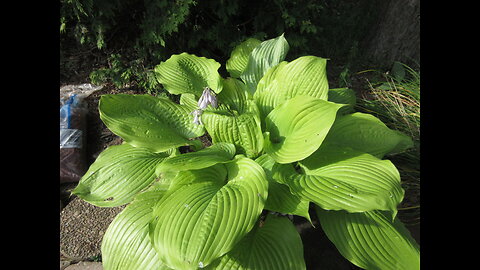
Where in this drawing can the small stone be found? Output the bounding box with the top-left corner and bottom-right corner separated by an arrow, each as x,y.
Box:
60,260 -> 71,270
64,261 -> 103,270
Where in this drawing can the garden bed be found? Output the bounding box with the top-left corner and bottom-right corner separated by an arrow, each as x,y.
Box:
60,77 -> 419,269
60,47 -> 419,269
60,83 -> 361,269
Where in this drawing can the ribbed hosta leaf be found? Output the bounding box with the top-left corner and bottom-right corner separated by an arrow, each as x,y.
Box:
216,78 -> 249,113
155,142 -> 236,174
179,93 -> 198,109
226,38 -> 262,78
202,101 -> 263,159
254,56 -> 329,119
102,189 -> 172,270
154,52 -> 223,95
205,215 -> 306,270
240,34 -> 289,96
324,112 -> 413,158
275,144 -> 404,214
254,61 -> 287,95
255,154 -> 311,221
328,87 -> 356,106
316,207 -> 420,270
264,95 -> 345,164
328,87 -> 356,115
99,94 -> 205,153
72,143 -> 170,207
150,156 -> 268,270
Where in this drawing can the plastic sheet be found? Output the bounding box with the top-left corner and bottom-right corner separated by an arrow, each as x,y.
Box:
60,84 -> 102,183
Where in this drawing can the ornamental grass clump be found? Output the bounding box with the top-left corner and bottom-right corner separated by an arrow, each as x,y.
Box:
73,34 -> 420,270
357,62 -> 421,225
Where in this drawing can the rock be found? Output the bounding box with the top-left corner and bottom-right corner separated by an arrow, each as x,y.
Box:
60,196 -> 125,260
64,261 -> 103,270
60,260 -> 71,270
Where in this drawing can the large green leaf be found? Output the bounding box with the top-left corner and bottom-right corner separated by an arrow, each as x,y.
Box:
150,156 -> 268,270
324,112 -> 413,158
328,87 -> 356,106
226,38 -> 262,78
202,101 -> 264,159
264,95 -> 345,164
155,52 -> 223,96
240,34 -> 289,96
215,77 -> 249,113
155,142 -> 236,174
72,143 -> 170,207
328,87 -> 357,115
254,61 -> 287,95
275,144 -> 404,214
101,189 -> 171,270
255,154 -> 311,221
205,215 -> 306,270
316,207 -> 420,270
254,56 -> 329,119
99,94 -> 205,152
179,93 -> 198,109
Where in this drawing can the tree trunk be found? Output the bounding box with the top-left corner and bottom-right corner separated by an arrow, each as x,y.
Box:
362,0 -> 420,69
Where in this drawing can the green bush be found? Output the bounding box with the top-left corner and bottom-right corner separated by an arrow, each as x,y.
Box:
60,0 -> 382,92
89,54 -> 161,94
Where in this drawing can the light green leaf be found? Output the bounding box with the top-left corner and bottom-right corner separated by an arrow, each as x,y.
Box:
155,52 -> 223,96
155,142 -> 236,174
275,144 -> 404,213
205,215 -> 306,270
328,87 -> 356,105
255,154 -> 311,222
324,112 -> 413,158
72,143 -> 170,207
255,61 -> 287,95
240,34 -> 289,96
179,93 -> 198,109
150,156 -> 268,270
226,38 -> 262,78
316,207 -> 420,270
202,101 -> 264,159
99,94 -> 205,153
264,95 -> 345,164
215,77 -> 249,113
254,56 -> 329,119
328,87 -> 356,114
102,189 -> 172,270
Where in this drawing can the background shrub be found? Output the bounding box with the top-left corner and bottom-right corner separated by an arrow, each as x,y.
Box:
60,0 -> 384,92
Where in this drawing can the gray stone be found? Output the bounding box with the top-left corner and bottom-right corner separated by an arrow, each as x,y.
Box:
60,196 -> 125,260
64,261 -> 103,270
60,260 -> 71,270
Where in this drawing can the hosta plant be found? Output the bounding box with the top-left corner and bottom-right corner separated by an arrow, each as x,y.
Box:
72,34 -> 420,270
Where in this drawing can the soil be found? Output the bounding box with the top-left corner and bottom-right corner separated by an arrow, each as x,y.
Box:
60,197 -> 125,260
